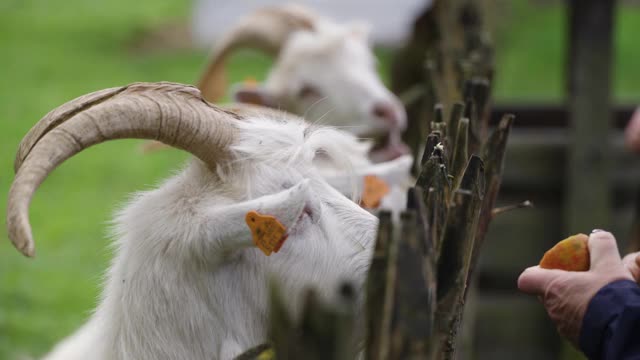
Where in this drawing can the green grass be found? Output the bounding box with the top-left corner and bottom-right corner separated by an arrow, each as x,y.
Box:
0,1 -> 201,358
492,1 -> 640,102
0,0 -> 639,358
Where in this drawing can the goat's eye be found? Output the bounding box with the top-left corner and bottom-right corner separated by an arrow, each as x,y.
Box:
281,181 -> 294,189
297,84 -> 321,99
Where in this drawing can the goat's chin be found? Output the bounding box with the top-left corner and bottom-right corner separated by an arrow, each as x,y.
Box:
369,139 -> 410,163
369,143 -> 409,163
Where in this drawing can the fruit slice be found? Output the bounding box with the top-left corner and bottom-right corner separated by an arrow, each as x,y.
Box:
539,233 -> 590,271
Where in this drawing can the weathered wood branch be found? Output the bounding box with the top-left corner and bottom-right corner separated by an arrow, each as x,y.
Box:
234,344 -> 274,360
266,280 -> 356,360
432,156 -> 485,360
421,132 -> 442,167
447,102 -> 466,151
417,146 -> 450,257
365,211 -> 396,360
389,210 -> 435,358
468,114 -> 514,278
491,200 -> 534,218
450,118 -> 470,192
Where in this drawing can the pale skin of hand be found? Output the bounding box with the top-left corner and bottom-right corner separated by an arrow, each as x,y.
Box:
622,251 -> 640,281
517,230 -> 635,347
622,107 -> 640,275
625,107 -> 640,153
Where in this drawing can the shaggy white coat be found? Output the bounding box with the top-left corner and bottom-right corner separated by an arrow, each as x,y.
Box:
43,117 -> 384,360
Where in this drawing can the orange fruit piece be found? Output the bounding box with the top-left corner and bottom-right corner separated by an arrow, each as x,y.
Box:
539,233 -> 590,271
245,211 -> 288,256
360,175 -> 390,209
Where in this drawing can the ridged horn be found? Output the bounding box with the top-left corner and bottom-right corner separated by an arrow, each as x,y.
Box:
197,5 -> 316,102
8,82 -> 240,257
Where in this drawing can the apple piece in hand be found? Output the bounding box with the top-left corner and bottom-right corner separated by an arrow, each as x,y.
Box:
539,233 -> 590,271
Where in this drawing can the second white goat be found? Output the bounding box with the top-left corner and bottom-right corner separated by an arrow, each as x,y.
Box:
197,5 -> 409,161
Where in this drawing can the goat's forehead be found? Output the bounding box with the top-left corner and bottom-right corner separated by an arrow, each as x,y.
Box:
236,116 -> 359,137
233,117 -> 333,152
282,29 -> 372,66
232,118 -> 366,166
235,116 -> 307,139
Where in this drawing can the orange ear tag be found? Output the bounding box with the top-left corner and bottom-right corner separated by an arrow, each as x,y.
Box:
360,175 -> 390,209
245,211 -> 288,256
243,77 -> 259,88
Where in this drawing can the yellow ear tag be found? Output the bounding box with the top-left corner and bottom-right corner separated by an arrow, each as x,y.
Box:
245,211 -> 288,256
360,175 -> 390,209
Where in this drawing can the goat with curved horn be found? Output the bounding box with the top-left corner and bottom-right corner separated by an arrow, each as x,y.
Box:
8,82 -> 238,257
7,81 -> 381,359
197,5 -> 316,102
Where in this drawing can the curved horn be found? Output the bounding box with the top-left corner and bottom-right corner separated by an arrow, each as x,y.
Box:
8,82 -> 239,257
197,5 -> 317,102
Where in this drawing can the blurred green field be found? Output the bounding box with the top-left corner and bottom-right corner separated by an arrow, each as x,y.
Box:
0,0 -> 639,358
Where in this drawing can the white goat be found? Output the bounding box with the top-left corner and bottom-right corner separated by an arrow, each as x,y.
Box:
7,82 -> 388,360
224,104 -> 414,215
197,4 -> 409,162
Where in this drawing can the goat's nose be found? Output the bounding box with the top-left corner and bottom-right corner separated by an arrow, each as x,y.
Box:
372,102 -> 405,130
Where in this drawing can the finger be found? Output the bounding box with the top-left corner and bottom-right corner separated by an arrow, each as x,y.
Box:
623,252 -> 637,268
517,266 -> 565,295
635,253 -> 640,280
588,230 -> 622,270
623,252 -> 640,281
625,107 -> 640,152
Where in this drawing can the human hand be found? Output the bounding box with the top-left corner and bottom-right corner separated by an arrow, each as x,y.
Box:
622,251 -> 640,282
625,107 -> 640,153
517,230 -> 634,346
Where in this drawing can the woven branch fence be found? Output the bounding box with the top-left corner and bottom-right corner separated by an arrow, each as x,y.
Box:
234,1 -> 520,359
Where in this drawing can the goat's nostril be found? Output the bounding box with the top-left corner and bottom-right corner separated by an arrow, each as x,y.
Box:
372,102 -> 399,127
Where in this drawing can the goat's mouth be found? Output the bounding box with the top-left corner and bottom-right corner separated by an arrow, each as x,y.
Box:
368,131 -> 410,163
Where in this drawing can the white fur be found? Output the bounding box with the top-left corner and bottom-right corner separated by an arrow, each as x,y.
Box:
234,6 -> 407,139
42,117 -> 380,360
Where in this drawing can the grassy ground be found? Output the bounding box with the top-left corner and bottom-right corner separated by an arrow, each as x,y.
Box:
0,0 -> 639,358
492,1 -> 640,102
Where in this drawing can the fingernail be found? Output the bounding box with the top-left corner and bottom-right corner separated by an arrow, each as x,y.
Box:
591,229 -> 605,234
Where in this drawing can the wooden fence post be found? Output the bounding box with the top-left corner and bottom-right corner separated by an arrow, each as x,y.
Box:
565,0 -> 616,234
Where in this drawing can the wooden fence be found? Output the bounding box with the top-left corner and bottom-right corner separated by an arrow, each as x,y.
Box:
473,106 -> 640,359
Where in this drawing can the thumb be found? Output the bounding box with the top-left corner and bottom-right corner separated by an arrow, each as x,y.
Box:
518,266 -> 565,296
588,230 -> 622,270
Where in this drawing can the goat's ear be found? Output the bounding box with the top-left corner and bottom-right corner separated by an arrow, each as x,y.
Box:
231,83 -> 278,108
347,21 -> 371,42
